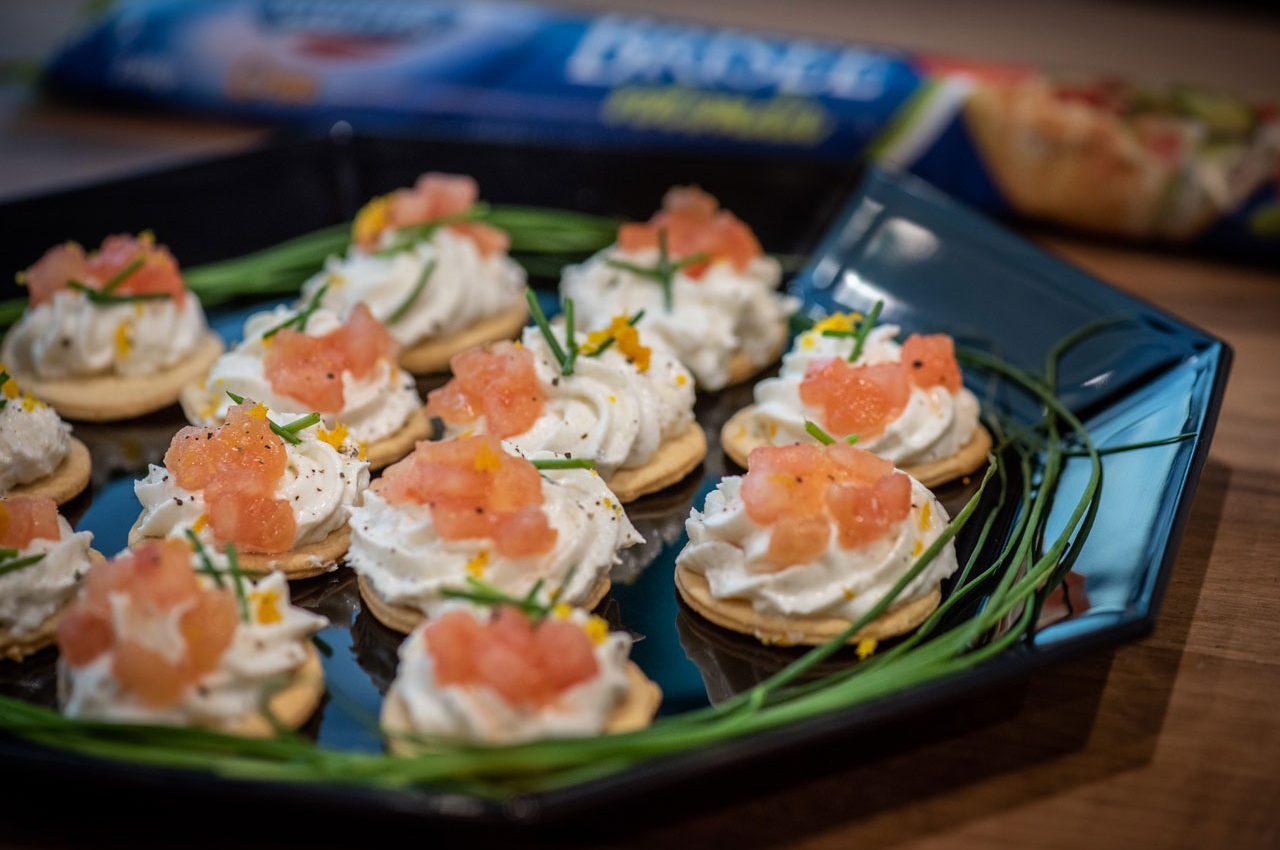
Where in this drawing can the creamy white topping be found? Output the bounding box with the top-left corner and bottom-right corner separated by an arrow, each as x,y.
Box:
181,305 -> 421,444
384,609 -> 634,744
132,413 -> 368,553
438,324 -> 695,478
1,290 -> 209,380
59,569 -> 326,728
301,227 -> 524,347
0,397 -> 70,494
745,324 -> 981,465
677,475 -> 958,621
349,451 -> 641,619
562,247 -> 795,391
0,516 -> 92,637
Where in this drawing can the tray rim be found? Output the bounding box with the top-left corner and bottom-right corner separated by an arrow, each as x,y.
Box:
0,140 -> 1233,827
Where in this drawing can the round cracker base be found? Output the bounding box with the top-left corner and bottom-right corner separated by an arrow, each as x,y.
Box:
364,407 -> 432,471
358,573 -> 612,634
128,525 -> 351,581
381,661 -> 659,754
11,332 -> 225,422
721,328 -> 788,389
223,644 -> 325,737
398,303 -> 529,375
722,407 -> 992,488
675,565 -> 941,646
6,437 -> 91,505
606,423 -> 708,504
0,549 -> 106,662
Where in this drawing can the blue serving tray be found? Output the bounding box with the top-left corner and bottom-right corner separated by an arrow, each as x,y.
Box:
0,137 -> 1228,827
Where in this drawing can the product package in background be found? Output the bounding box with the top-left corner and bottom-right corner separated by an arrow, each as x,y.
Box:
45,0 -> 1280,260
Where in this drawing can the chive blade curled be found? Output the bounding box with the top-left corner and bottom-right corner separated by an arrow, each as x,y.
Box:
387,259 -> 436,325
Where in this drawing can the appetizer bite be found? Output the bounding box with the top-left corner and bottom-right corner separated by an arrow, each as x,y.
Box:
560,186 -> 794,391
381,604 -> 660,748
1,233 -> 224,421
180,299 -> 428,470
425,293 -> 706,503
350,434 -> 641,632
722,307 -> 991,487
131,398 -> 369,579
300,172 -> 526,374
675,439 -> 960,646
57,538 -> 326,735
0,366 -> 91,504
0,496 -> 101,661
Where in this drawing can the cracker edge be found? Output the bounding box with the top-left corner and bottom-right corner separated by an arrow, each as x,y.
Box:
380,660 -> 660,754
6,437 -> 91,505
398,303 -> 529,375
606,422 -> 708,504
0,549 -> 106,661
128,525 -> 351,581
223,644 -> 326,737
10,332 -> 225,422
675,565 -> 942,646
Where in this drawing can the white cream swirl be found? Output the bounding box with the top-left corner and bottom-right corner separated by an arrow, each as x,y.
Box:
181,306 -> 421,444
561,248 -> 795,391
746,324 -> 981,465
132,415 -> 368,552
1,290 -> 209,380
677,475 -> 958,621
59,569 -> 326,729
301,227 -> 524,347
0,516 -> 92,637
439,324 -> 695,478
0,397 -> 70,494
383,609 -> 634,743
349,454 -> 641,619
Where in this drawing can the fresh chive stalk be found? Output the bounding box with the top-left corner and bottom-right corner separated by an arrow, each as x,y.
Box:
847,299 -> 883,362
530,458 -> 596,470
386,259 -> 436,325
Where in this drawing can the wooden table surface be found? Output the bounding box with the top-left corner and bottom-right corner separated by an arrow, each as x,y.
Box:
0,2 -> 1277,848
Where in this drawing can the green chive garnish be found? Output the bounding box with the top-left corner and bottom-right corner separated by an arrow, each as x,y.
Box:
386,258 -> 436,325
531,457 -> 597,470
562,298 -> 578,376
847,299 -> 884,362
372,203 -> 491,257
604,228 -> 707,312
280,413 -> 321,434
804,420 -> 836,445
0,552 -> 44,578
0,369 -> 9,412
67,280 -> 170,306
525,288 -> 571,374
185,529 -> 224,589
100,257 -> 145,295
262,283 -> 328,339
224,544 -> 251,623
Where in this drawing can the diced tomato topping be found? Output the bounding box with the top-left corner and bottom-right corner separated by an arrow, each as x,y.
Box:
900,333 -> 962,392
425,341 -> 545,439
373,435 -> 555,558
263,303 -> 399,412
423,606 -> 599,709
22,233 -> 187,307
740,442 -> 913,568
162,403 -> 295,553
358,172 -> 506,256
799,359 -> 910,438
55,539 -> 238,708
0,496 -> 61,548
617,186 -> 761,278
